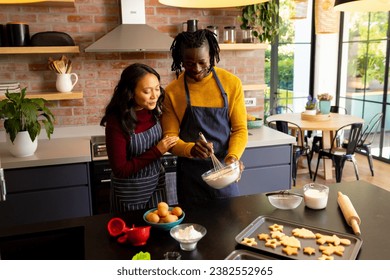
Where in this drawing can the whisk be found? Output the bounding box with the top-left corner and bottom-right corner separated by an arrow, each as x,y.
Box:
199,132 -> 225,171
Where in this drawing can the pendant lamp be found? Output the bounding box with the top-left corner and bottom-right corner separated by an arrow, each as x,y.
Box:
315,0 -> 340,34
158,0 -> 269,8
290,0 -> 309,20
334,0 -> 390,12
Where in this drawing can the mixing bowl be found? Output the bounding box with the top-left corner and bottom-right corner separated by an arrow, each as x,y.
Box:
201,161 -> 240,189
266,190 -> 303,210
170,223 -> 207,251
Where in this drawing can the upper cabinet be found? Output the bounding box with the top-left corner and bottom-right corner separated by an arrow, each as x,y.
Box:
0,0 -> 75,7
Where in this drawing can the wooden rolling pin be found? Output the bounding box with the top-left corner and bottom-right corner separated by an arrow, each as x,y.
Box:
337,192 -> 361,236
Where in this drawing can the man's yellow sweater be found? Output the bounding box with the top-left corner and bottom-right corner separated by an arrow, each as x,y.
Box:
161,67 -> 248,161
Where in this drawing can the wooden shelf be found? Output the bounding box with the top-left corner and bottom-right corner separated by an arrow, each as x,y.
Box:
243,84 -> 267,91
0,91 -> 83,101
0,46 -> 79,54
219,43 -> 268,51
0,0 -> 74,7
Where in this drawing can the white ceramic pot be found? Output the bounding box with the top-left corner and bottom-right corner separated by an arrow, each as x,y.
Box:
304,109 -> 317,115
6,131 -> 38,157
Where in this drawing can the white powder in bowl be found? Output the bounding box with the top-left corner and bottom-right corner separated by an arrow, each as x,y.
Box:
174,225 -> 202,240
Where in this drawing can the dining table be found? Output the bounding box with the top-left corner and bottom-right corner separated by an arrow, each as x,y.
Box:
266,112 -> 364,180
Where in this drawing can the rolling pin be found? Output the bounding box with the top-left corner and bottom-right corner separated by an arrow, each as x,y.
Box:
337,192 -> 361,236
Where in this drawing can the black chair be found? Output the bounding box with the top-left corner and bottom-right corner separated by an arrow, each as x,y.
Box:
267,120 -> 312,186
310,105 -> 348,161
313,123 -> 363,183
343,112 -> 383,176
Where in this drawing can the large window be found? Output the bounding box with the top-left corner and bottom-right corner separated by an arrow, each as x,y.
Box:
265,0 -> 313,117
339,11 -> 389,161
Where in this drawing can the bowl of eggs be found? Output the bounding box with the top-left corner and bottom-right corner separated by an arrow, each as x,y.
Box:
201,161 -> 240,189
143,202 -> 185,231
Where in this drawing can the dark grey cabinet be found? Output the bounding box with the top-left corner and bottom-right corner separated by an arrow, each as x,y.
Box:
0,163 -> 92,228
238,144 -> 292,195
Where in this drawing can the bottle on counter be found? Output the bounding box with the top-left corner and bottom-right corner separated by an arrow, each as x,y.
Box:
242,27 -> 256,43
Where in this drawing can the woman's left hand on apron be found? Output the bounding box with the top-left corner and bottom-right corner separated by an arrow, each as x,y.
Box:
225,156 -> 245,182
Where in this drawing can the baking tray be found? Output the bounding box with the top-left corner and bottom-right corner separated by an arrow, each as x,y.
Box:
235,215 -> 363,260
225,249 -> 276,260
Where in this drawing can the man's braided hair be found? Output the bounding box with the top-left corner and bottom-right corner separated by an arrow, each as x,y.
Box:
170,29 -> 220,78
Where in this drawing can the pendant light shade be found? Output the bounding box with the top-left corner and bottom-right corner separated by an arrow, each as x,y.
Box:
334,0 -> 390,12
158,0 -> 269,8
315,0 -> 340,34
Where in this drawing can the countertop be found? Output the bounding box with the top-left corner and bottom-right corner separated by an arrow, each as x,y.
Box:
0,181 -> 388,260
0,125 -> 295,169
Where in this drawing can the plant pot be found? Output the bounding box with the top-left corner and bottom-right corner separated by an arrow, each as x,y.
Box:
6,131 -> 38,157
304,109 -> 317,115
319,100 -> 331,114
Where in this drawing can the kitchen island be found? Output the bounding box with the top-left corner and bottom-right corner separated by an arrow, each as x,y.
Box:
0,180 -> 389,260
0,126 -> 295,227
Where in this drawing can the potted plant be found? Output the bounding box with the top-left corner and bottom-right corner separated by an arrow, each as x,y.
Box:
317,93 -> 333,114
304,95 -> 317,115
238,0 -> 280,44
0,87 -> 55,157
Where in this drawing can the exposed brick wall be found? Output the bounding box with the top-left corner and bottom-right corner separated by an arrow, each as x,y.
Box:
0,0 -> 265,128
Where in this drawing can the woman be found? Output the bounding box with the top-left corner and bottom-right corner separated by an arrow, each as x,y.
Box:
161,29 -> 248,205
100,63 -> 178,213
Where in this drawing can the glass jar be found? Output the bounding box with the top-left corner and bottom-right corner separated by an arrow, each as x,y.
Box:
223,26 -> 236,44
206,25 -> 219,42
242,27 -> 255,43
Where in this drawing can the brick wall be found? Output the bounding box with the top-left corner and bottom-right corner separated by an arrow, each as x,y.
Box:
0,0 -> 265,128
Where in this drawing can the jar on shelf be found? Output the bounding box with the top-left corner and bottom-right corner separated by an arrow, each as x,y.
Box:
206,25 -> 219,42
223,26 -> 236,44
242,27 -> 256,43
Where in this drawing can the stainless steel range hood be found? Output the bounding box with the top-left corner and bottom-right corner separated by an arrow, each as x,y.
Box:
85,0 -> 173,52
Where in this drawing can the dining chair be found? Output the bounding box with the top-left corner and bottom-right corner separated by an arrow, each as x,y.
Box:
313,122 -> 363,183
342,112 -> 383,176
310,105 -> 348,161
267,120 -> 312,186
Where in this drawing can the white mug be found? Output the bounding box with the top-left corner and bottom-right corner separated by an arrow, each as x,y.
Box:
56,73 -> 78,93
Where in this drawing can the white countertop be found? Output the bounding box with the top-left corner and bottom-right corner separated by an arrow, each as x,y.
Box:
0,125 -> 295,170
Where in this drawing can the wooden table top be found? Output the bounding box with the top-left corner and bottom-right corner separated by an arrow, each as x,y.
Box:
266,113 -> 364,131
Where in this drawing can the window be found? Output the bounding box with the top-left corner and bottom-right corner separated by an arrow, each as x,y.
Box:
338,11 -> 390,161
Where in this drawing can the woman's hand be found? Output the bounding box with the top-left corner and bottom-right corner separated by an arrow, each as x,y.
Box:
190,138 -> 213,159
225,156 -> 245,182
156,136 -> 179,154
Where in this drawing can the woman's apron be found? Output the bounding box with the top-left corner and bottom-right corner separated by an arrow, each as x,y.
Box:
177,68 -> 239,205
110,122 -> 167,213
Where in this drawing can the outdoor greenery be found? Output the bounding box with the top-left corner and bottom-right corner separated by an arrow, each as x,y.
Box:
348,12 -> 387,87
0,88 -> 55,143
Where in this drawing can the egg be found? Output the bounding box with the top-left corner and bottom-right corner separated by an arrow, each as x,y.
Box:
162,214 -> 178,223
146,212 -> 160,223
158,202 -> 169,211
171,206 -> 183,217
158,208 -> 169,217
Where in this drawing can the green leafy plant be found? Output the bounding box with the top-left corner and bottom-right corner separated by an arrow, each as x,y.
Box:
0,87 -> 55,143
238,0 -> 280,44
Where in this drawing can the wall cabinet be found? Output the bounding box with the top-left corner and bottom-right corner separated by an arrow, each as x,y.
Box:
0,163 -> 92,228
238,144 -> 293,195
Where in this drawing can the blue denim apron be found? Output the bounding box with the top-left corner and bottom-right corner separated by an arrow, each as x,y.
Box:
110,122 -> 166,213
177,68 -> 239,205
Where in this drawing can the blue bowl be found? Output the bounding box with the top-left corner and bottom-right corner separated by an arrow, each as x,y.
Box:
143,207 -> 185,231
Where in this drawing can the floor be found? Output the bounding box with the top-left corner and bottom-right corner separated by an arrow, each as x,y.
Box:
294,152 -> 390,193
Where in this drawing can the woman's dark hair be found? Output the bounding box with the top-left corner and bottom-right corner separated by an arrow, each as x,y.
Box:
170,29 -> 220,78
100,63 -> 165,135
